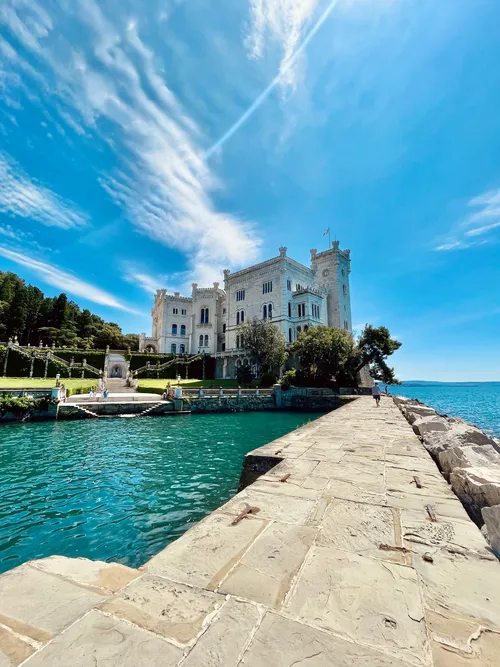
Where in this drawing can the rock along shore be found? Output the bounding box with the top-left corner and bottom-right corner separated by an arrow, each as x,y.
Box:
394,395 -> 500,557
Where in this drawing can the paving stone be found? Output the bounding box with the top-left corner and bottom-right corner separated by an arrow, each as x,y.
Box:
266,459 -> 319,482
317,499 -> 405,563
426,608 -> 500,666
220,488 -> 316,525
23,610 -> 181,666
100,574 -> 224,644
30,556 -> 140,594
386,454 -> 440,474
0,626 -> 35,667
316,459 -> 385,494
387,489 -> 471,521
219,523 -> 317,608
412,548 -> 500,630
284,546 -> 430,666
250,478 -> 322,500
325,477 -> 387,505
242,609 -> 416,667
181,597 -> 260,666
145,511 -> 268,589
400,508 -> 490,557
386,466 -> 454,499
0,564 -> 105,643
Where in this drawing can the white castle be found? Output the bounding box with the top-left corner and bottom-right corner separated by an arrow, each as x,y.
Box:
139,242 -> 352,379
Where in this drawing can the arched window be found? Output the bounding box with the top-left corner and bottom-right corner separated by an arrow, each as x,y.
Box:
200,307 -> 209,324
263,304 -> 267,319
221,342 -> 226,351
268,303 -> 272,319
236,335 -> 240,348
304,325 -> 309,332
288,328 -> 292,343
199,334 -> 203,348
170,343 -> 176,354
236,311 -> 240,325
240,310 -> 245,323
180,324 -> 186,336
204,335 -> 209,347
297,326 -> 302,335
288,302 -> 291,318
222,323 -> 226,333
179,344 -> 185,354
343,284 -> 347,297
237,359 -> 242,367
172,324 -> 178,335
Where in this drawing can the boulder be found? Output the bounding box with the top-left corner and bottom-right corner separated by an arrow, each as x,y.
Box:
412,415 -> 449,438
393,396 -> 418,408
482,505 -> 500,559
450,467 -> 500,525
422,419 -> 499,457
438,444 -> 500,476
403,405 -> 437,424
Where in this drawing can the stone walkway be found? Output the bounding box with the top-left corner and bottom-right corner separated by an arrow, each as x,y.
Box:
1,397 -> 499,666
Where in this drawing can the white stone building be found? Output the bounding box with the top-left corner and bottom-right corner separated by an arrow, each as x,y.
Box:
139,242 -> 352,378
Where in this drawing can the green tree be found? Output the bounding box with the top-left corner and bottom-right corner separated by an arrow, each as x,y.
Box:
8,283 -> 29,339
291,326 -> 353,385
239,317 -> 287,375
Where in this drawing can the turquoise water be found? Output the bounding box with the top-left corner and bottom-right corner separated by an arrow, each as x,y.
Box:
0,412 -> 321,574
390,382 -> 500,437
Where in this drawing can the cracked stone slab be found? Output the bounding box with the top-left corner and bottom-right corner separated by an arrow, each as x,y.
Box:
386,454 -> 439,474
242,609 -> 416,667
284,546 -> 430,666
265,459 -> 319,482
316,459 -> 385,494
219,488 -> 316,525
325,477 -> 387,505
426,608 -> 500,666
100,574 -> 224,644
317,499 -> 405,563
144,511 -> 268,589
250,478 -> 323,501
30,556 -> 140,594
0,625 -> 35,667
400,508 -> 490,557
23,610 -> 182,666
412,548 -> 500,630
0,564 -> 105,643
219,523 -> 317,608
181,597 -> 261,666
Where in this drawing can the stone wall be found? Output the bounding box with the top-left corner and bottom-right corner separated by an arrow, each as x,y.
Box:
190,395 -> 276,413
394,395 -> 500,558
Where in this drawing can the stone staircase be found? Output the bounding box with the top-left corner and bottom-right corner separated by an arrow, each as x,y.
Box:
105,378 -> 136,394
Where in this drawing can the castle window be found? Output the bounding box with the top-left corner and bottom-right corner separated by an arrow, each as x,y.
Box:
173,307 -> 178,314
223,308 -> 227,314
297,326 -> 302,335
180,324 -> 186,336
262,281 -> 272,295
343,284 -> 347,296
287,279 -> 292,291
298,303 -> 305,318
304,325 -> 309,332
296,283 -> 302,291
240,310 -> 245,323
236,290 -> 245,302
236,335 -> 240,348
236,311 -> 240,325
344,320 -> 349,330
288,328 -> 293,343
268,303 -> 272,319
170,343 -> 176,354
204,335 -> 209,347
199,334 -> 203,348
181,308 -> 187,315
262,304 -> 267,319
172,324 -> 178,335
288,302 -> 291,317
179,344 -> 185,354
200,307 -> 209,324
222,342 -> 226,351
222,323 -> 226,333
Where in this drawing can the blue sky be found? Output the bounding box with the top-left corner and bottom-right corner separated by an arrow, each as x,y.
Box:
1,0 -> 499,381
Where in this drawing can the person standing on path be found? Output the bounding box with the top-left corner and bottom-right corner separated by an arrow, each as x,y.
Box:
372,382 -> 381,407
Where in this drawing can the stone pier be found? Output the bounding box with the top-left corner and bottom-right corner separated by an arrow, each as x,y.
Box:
1,397 -> 499,666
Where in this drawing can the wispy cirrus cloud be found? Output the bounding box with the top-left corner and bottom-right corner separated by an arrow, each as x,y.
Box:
0,152 -> 87,229
434,188 -> 500,251
0,246 -> 139,314
0,0 -> 261,287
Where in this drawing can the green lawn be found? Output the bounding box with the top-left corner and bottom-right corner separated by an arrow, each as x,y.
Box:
137,378 -> 238,390
0,377 -> 94,390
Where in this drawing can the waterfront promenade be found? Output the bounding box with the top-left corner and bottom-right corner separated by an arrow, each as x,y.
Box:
1,398 -> 499,666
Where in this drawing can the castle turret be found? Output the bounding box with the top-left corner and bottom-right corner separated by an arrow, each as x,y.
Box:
310,241 -> 352,331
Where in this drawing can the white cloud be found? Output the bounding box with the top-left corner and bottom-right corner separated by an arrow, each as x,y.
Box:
246,0 -> 323,92
0,152 -> 87,229
434,188 -> 500,251
0,0 -> 261,283
0,246 -> 139,314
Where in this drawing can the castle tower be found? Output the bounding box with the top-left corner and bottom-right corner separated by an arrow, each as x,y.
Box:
310,241 -> 352,331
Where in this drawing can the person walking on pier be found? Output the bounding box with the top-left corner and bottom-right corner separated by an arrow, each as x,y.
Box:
372,382 -> 381,407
